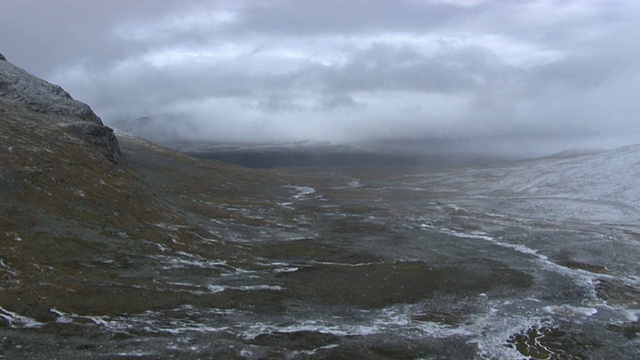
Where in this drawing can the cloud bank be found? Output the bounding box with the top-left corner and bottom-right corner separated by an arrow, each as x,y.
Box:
2,0 -> 639,152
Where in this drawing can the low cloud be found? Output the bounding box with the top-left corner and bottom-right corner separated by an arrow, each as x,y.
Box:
2,0 -> 639,153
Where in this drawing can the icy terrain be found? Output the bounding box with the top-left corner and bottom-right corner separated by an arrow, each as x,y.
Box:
2,56 -> 640,358
3,140 -> 640,359
403,144 -> 640,224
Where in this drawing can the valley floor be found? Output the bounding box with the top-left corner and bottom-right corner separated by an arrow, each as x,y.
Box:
2,127 -> 640,359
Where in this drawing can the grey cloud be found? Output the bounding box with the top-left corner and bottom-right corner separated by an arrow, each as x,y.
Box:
316,43 -> 512,94
2,0 -> 639,150
528,55 -> 615,93
0,0 -> 185,76
255,94 -> 304,113
316,94 -> 360,112
233,0 -> 472,35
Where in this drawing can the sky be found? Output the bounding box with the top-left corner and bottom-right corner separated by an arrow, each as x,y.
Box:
1,0 -> 639,154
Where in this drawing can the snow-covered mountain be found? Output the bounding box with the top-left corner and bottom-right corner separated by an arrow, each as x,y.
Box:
488,145 -> 639,205
405,144 -> 640,225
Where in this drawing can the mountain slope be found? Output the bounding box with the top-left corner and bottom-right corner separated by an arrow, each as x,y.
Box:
480,145 -> 640,206
0,54 -> 121,162
402,144 -> 640,226
2,52 -> 639,359
0,55 -> 286,322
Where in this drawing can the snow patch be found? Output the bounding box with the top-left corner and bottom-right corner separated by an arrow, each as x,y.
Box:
0,258 -> 17,276
544,305 -> 598,317
240,303 -> 472,341
0,306 -> 44,329
206,284 -> 285,293
285,185 -> 316,200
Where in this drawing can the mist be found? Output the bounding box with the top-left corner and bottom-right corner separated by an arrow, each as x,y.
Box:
2,0 -> 639,156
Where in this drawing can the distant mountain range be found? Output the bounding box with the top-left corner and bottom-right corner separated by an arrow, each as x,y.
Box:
166,139 -> 522,168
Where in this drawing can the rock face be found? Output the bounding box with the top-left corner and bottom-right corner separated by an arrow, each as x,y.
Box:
0,53 -> 122,162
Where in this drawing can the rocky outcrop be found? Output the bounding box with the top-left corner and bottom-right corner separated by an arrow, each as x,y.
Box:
0,53 -> 122,162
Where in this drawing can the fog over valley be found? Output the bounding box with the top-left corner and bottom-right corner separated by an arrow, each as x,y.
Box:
3,2 -> 640,358
2,0 -> 640,156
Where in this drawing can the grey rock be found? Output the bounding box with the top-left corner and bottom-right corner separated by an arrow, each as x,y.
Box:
64,122 -> 122,162
0,54 -> 122,162
0,53 -> 6,61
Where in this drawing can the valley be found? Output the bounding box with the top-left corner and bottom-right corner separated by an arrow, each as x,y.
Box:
1,54 -> 639,359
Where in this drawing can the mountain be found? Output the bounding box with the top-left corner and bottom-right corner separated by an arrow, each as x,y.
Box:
405,144 -> 640,225
1,52 -> 639,359
167,140 -> 512,168
0,52 -> 284,323
0,54 -> 121,162
169,140 -> 428,168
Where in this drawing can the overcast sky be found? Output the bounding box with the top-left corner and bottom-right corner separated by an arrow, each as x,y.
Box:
1,0 -> 639,151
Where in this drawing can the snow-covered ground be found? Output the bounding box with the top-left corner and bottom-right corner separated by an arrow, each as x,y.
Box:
404,144 -> 640,225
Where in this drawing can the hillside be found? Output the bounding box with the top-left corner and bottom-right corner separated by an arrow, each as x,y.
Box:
401,144 -> 640,225
0,54 -> 288,322
1,53 -> 639,359
0,54 -> 121,163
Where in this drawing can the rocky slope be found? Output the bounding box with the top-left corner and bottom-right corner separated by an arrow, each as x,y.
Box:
2,52 -> 639,359
0,53 -> 121,162
0,53 -> 286,322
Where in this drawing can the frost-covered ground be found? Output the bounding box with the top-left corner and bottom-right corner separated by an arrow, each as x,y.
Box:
7,51 -> 639,358
2,141 -> 640,359
403,144 -> 640,225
